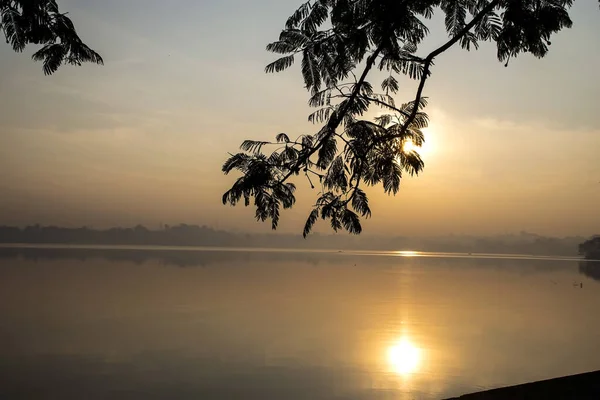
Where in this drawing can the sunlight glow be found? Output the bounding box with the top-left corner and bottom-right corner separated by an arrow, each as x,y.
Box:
395,250 -> 419,257
402,139 -> 419,153
402,126 -> 435,158
387,338 -> 421,375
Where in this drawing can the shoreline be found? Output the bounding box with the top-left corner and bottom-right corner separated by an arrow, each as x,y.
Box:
446,370 -> 600,399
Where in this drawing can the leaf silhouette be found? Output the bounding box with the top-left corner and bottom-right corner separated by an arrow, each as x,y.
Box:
303,209 -> 319,238
2,1 -> 102,74
276,133 -> 291,143
265,54 -> 295,73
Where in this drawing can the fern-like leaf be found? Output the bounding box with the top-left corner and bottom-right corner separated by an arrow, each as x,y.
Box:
240,140 -> 270,154
381,75 -> 399,94
303,208 -> 319,238
351,188 -> 371,217
341,209 -> 362,234
265,54 -> 295,73
301,48 -> 321,93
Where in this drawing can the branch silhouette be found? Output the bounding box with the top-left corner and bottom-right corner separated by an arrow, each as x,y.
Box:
222,0 -> 582,237
1,0 -> 103,74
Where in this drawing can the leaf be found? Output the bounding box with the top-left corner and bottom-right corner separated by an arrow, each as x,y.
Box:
301,48 -> 321,93
382,161 -> 402,195
282,146 -> 299,163
308,88 -> 331,107
341,209 -> 362,234
285,2 -> 311,29
320,194 -> 339,219
272,182 -> 296,209
31,43 -> 66,75
268,151 -> 282,165
302,1 -> 329,33
330,214 -> 342,232
359,81 -> 373,97
301,135 -> 315,152
339,95 -> 369,119
381,75 -> 399,94
265,54 -> 295,73
379,53 -> 427,81
254,190 -> 270,222
475,12 -> 502,41
316,135 -> 337,169
346,120 -> 384,140
266,40 -> 298,54
222,175 -> 253,206
323,156 -> 347,191
398,151 -> 425,177
308,107 -> 332,124
222,153 -> 251,174
279,29 -> 311,48
2,7 -> 26,52
270,200 -> 280,230
303,208 -> 319,238
374,114 -> 393,127
240,140 -> 270,154
276,133 -> 290,143
441,0 -> 467,36
351,188 -> 371,218
400,97 -> 428,116
459,31 -> 479,51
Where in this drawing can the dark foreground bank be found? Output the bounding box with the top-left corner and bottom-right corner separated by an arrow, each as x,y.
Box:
446,370 -> 600,399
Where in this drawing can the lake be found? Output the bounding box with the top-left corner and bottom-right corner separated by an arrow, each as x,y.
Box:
1,246 -> 599,399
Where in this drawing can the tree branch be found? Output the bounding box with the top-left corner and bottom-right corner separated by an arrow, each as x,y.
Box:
397,0 -> 501,139
277,43 -> 386,184
361,95 -> 411,119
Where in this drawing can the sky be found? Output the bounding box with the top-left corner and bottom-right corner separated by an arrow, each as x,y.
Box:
0,0 -> 599,237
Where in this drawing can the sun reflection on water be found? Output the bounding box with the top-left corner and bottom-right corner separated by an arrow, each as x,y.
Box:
395,250 -> 419,257
387,337 -> 422,375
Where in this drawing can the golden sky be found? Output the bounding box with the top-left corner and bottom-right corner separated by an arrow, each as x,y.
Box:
0,0 -> 599,236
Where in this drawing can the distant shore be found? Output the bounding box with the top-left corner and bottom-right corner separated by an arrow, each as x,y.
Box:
0,225 -> 587,257
584,251 -> 600,260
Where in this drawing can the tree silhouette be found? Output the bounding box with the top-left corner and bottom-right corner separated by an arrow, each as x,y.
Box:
222,0 -> 592,237
1,0 -> 102,74
579,236 -> 600,260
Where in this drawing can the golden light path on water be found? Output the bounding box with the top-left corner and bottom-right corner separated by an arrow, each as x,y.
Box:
394,250 -> 419,257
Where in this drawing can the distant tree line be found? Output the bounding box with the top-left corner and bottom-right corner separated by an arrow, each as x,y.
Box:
579,236 -> 600,260
0,224 -> 236,247
0,225 -> 589,256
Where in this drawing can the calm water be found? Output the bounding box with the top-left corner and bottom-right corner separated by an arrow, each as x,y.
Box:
1,247 -> 599,399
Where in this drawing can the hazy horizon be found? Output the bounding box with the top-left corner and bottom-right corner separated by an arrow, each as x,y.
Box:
1,0 -> 599,237
0,222 -> 593,239
0,223 -> 591,259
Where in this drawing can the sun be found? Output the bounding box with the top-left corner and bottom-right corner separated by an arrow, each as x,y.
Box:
401,125 -> 435,157
387,338 -> 422,375
402,139 -> 419,153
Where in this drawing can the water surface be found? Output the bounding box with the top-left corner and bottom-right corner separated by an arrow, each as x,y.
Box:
1,247 -> 599,399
